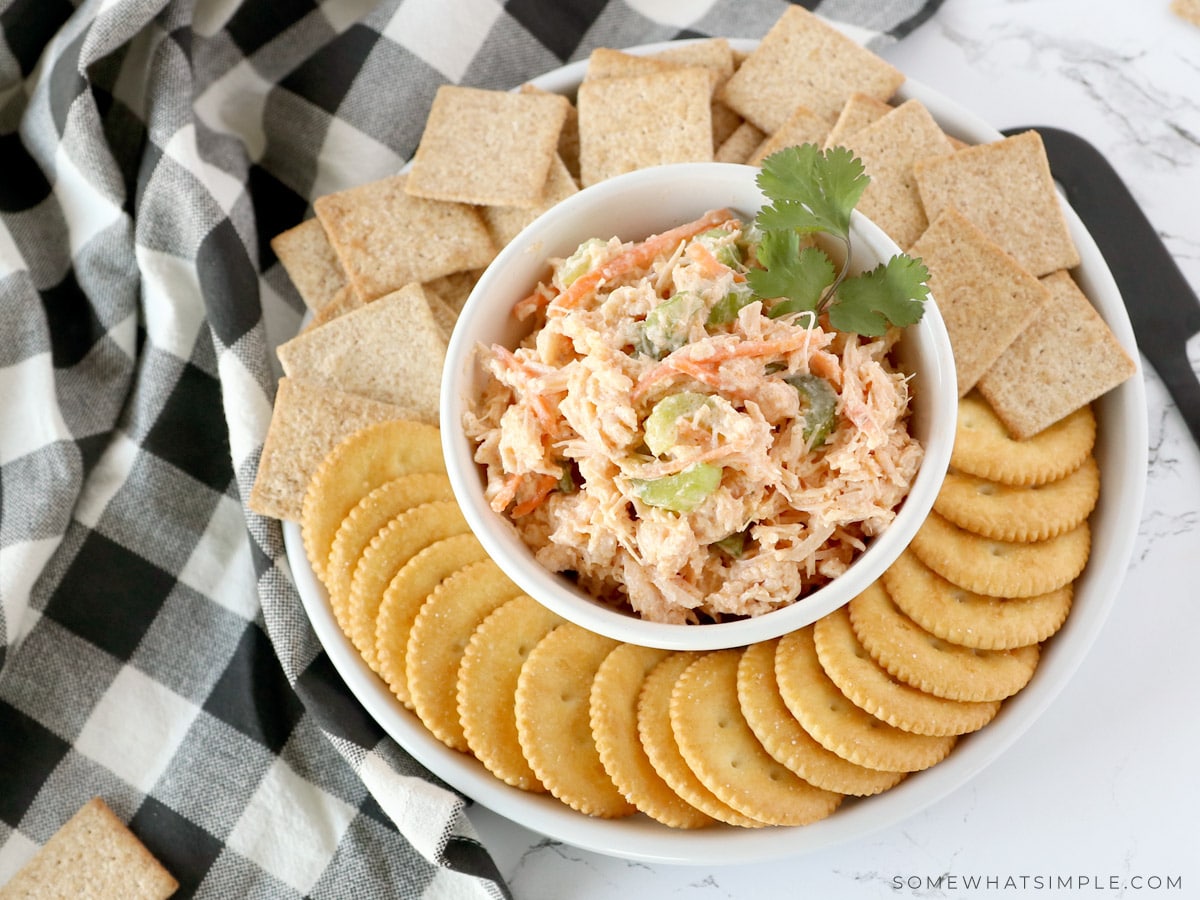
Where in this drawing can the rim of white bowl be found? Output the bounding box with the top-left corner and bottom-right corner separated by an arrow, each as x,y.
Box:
440,161 -> 958,651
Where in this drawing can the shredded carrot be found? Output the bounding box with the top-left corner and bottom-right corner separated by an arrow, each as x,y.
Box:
510,473 -> 559,517
685,241 -> 724,278
685,240 -> 746,282
490,472 -> 524,513
808,349 -> 843,386
492,345 -> 562,436
549,208 -> 735,312
631,330 -> 818,403
696,331 -> 815,362
630,355 -> 720,404
529,393 -> 560,436
513,284 -> 555,320
492,345 -> 541,379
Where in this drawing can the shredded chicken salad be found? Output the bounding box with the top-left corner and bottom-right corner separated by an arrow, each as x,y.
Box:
464,208 -> 923,624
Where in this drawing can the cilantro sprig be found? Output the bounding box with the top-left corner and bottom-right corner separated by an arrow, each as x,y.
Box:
747,144 -> 930,337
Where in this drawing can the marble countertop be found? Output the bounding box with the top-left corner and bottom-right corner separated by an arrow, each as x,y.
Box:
469,1 -> 1200,896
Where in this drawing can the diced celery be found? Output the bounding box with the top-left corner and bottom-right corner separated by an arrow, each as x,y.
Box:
631,463 -> 722,513
559,237 -> 607,286
706,282 -> 755,326
697,228 -> 743,268
713,529 -> 749,559
784,373 -> 838,446
557,462 -> 578,494
635,292 -> 703,360
643,392 -> 710,457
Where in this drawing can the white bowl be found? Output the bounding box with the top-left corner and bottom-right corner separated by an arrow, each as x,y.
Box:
286,38 -> 1146,865
440,161 -> 957,651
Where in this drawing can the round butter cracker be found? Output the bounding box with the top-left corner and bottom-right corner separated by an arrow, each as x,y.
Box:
848,580 -> 1040,702
376,532 -> 489,707
458,594 -> 563,791
670,650 -> 843,827
325,473 -> 454,634
951,393 -> 1094,486
515,624 -> 635,818
883,548 -> 1072,650
300,419 -> 444,582
590,644 -> 714,829
910,511 -> 1090,599
737,640 -> 905,797
813,602 -> 1001,737
774,626 -> 956,773
407,558 -> 522,751
638,652 -> 762,828
347,499 -> 469,672
934,456 -> 1099,542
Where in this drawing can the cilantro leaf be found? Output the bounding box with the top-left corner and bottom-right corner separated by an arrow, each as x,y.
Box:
746,234 -> 836,318
749,144 -> 929,337
755,145 -> 870,239
827,256 -> 931,337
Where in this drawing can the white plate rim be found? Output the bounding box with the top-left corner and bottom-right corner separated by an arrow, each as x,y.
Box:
283,38 -> 1149,865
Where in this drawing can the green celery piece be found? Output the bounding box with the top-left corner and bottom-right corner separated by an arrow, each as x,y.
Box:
784,373 -> 838,446
643,392 -> 710,456
560,237 -> 607,286
631,463 -> 722,513
557,464 -> 577,494
696,228 -> 743,268
712,529 -> 748,559
706,282 -> 755,326
827,256 -> 930,337
635,292 -> 704,359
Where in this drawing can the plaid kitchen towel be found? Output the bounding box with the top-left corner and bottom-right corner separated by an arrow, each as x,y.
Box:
0,0 -> 942,896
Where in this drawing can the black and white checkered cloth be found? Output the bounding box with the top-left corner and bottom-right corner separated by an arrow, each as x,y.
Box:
0,1 -> 941,896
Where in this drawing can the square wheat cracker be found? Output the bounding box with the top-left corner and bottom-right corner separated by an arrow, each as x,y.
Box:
978,270 -> 1136,438
300,285 -> 362,333
423,268 -> 483,314
908,206 -> 1051,396
423,286 -> 461,342
0,798 -> 177,900
747,104 -> 829,166
718,6 -> 904,132
710,100 -> 744,150
823,92 -> 893,149
406,86 -> 571,208
586,46 -> 675,80
275,282 -> 446,423
846,99 -> 955,249
585,47 -> 720,93
519,83 -> 580,183
482,153 -> 579,248
314,173 -> 495,301
249,378 -> 419,521
715,120 -> 766,164
576,68 -> 713,187
271,217 -> 347,312
653,38 -> 735,84
913,130 -> 1079,277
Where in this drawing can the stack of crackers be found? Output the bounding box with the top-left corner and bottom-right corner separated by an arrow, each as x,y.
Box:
247,5 -> 1137,833
257,400 -> 1096,828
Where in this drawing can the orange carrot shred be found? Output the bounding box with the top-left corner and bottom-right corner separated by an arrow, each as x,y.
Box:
510,473 -> 559,517
549,208 -> 735,312
490,473 -> 524,513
